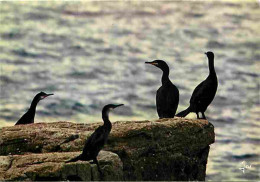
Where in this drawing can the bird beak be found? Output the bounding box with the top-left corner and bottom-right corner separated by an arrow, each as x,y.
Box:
44,94 -> 54,98
114,104 -> 124,108
145,61 -> 158,66
204,52 -> 207,55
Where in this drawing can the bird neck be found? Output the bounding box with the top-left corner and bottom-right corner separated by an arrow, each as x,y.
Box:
208,58 -> 216,75
161,67 -> 170,85
102,111 -> 112,127
29,97 -> 39,111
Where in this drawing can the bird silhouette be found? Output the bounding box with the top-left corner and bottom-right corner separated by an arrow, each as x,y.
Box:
145,60 -> 179,118
176,51 -> 218,119
65,104 -> 124,174
15,92 -> 53,125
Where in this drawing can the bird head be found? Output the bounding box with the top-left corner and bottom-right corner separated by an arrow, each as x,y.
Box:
145,60 -> 169,71
205,51 -> 214,59
105,104 -> 124,110
36,92 -> 54,101
102,104 -> 124,116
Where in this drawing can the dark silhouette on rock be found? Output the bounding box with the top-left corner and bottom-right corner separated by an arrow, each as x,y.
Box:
66,104 -> 124,174
0,119 -> 214,181
176,51 -> 218,119
15,92 -> 53,125
145,60 -> 179,118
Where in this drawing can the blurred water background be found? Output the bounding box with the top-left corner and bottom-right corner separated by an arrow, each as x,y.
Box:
0,1 -> 259,181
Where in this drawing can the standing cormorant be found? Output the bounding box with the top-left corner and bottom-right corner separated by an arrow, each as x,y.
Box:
145,60 -> 179,118
66,104 -> 124,173
15,92 -> 53,125
176,51 -> 218,119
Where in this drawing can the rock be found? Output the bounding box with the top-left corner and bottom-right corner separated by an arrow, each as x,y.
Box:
0,151 -> 123,181
0,118 -> 215,180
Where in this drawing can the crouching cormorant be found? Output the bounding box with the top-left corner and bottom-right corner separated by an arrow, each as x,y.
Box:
15,92 -> 53,125
176,51 -> 218,119
65,104 -> 124,173
145,60 -> 179,118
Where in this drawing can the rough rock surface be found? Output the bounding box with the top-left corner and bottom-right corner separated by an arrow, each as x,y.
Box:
0,151 -> 123,181
0,118 -> 215,181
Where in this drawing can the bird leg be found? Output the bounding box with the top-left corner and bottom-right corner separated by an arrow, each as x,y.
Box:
202,112 -> 207,120
93,158 -> 103,178
196,112 -> 199,119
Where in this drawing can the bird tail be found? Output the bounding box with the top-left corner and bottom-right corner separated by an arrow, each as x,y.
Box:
65,154 -> 82,163
176,106 -> 191,117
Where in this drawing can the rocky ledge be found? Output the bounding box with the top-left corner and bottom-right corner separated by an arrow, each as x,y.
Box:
0,151 -> 122,181
0,118 -> 215,181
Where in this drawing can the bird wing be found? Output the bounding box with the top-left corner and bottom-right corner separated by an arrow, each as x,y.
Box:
167,85 -> 179,110
156,84 -> 179,117
190,81 -> 205,103
156,88 -> 163,116
15,111 -> 31,125
190,78 -> 214,105
82,126 -> 105,154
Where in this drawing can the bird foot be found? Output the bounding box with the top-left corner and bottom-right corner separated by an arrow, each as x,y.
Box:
90,160 -> 104,179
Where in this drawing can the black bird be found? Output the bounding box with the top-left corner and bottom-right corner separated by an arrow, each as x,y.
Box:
145,60 -> 179,118
15,92 -> 53,125
65,104 -> 124,173
176,51 -> 218,119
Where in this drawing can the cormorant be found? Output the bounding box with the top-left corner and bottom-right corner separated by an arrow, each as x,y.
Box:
15,92 -> 53,125
145,60 -> 179,118
176,51 -> 218,119
65,104 -> 124,173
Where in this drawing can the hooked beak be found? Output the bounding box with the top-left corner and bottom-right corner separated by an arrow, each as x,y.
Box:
145,61 -> 158,66
44,93 -> 54,98
113,104 -> 124,109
